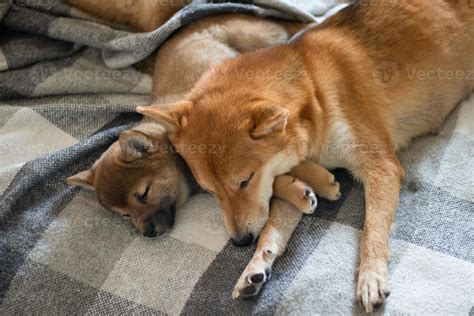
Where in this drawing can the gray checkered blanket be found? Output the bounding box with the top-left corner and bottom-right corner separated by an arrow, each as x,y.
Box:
1,0 -> 473,314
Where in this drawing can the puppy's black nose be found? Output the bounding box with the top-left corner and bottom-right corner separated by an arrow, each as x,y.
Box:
231,233 -> 254,247
143,225 -> 157,238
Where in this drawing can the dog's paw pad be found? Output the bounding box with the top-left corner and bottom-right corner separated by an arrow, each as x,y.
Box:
248,273 -> 265,284
233,264 -> 271,299
241,285 -> 258,296
233,279 -> 265,299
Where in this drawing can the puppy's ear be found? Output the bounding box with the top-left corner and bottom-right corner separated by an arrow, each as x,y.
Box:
67,170 -> 95,190
136,101 -> 193,133
251,105 -> 289,138
119,130 -> 155,162
119,123 -> 169,162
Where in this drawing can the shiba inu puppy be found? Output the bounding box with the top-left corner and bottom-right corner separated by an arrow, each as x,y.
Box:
137,0 -> 474,311
67,0 -> 342,299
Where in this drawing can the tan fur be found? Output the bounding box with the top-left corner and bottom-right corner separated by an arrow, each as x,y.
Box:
138,0 -> 474,311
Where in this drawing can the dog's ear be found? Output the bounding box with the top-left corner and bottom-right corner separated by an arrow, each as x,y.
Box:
67,170 -> 95,190
120,131 -> 153,162
119,123 -> 169,162
251,105 -> 289,138
136,101 -> 193,133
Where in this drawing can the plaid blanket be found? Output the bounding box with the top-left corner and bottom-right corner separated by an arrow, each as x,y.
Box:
1,0 -> 473,314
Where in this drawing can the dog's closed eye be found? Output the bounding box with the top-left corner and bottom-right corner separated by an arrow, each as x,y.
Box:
240,173 -> 254,189
138,185 -> 151,204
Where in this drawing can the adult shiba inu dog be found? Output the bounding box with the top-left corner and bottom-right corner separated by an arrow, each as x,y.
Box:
137,0 -> 474,311
67,0 -> 342,299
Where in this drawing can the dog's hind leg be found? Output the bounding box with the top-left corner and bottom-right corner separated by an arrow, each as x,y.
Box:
232,198 -> 302,299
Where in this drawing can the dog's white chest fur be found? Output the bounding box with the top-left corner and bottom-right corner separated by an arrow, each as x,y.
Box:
318,119 -> 358,173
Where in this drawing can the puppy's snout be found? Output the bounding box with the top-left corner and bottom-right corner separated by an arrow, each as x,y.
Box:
143,224 -> 157,238
231,233 -> 254,247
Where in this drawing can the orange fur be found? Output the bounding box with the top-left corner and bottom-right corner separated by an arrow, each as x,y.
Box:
138,0 -> 474,310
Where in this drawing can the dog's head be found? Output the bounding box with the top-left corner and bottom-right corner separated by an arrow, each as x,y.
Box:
137,49 -> 314,245
67,123 -> 192,238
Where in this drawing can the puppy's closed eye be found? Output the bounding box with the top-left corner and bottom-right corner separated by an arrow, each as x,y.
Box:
138,185 -> 151,204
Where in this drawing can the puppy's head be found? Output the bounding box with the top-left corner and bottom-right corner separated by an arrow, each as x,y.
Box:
67,123 -> 191,238
137,49 -> 312,245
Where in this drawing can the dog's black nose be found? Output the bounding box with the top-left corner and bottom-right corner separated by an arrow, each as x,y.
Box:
231,233 -> 254,247
143,225 -> 157,238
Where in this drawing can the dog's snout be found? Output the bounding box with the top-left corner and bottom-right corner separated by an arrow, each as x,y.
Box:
231,233 -> 254,247
143,224 -> 157,238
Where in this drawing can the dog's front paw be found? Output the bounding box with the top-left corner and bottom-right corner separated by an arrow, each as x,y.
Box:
233,250 -> 273,299
317,173 -> 341,201
302,186 -> 318,214
286,178 -> 318,214
356,262 -> 390,313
